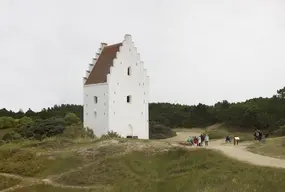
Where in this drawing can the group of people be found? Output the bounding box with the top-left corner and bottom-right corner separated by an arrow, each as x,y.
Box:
254,129 -> 269,141
187,134 -> 209,146
225,135 -> 240,145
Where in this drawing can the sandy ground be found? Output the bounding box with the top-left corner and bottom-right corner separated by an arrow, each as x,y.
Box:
2,131 -> 285,192
166,130 -> 285,169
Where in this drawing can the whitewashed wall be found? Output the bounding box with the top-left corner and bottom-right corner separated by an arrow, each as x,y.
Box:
83,83 -> 109,137
107,35 -> 149,139
83,34 -> 149,139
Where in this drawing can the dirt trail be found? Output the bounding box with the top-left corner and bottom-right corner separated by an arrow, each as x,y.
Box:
2,131 -> 285,191
165,130 -> 285,169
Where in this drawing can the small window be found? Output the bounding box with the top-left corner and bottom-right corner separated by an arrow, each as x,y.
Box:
127,95 -> 132,103
127,67 -> 131,76
94,96 -> 98,103
94,111 -> 97,117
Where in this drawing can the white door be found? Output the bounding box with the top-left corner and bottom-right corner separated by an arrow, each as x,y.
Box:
128,124 -> 133,137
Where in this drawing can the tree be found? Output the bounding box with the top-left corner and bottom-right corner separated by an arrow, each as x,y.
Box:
277,87 -> 285,99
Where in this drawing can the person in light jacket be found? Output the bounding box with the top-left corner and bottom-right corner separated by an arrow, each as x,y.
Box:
205,134 -> 209,146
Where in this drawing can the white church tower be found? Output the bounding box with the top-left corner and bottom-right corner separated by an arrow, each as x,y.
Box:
83,34 -> 149,139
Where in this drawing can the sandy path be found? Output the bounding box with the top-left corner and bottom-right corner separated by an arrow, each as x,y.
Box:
165,130 -> 285,169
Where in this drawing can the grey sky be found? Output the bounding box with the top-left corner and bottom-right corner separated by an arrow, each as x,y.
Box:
0,0 -> 285,112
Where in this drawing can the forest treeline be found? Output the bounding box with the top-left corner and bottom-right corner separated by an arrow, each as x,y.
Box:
1,86 -> 285,136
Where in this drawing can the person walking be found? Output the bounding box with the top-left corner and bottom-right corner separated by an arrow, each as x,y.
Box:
198,136 -> 202,146
205,134 -> 209,146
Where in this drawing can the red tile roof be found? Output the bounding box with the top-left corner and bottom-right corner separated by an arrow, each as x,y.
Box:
84,43 -> 122,85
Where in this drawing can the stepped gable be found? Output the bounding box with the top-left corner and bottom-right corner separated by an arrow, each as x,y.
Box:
84,43 -> 122,85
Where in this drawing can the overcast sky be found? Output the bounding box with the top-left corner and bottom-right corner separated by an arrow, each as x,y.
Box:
1,0 -> 285,112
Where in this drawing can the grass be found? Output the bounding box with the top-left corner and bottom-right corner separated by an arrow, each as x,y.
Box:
247,137 -> 285,159
0,128 -> 16,139
0,137 -> 98,178
1,137 -> 285,191
0,148 -> 86,177
55,148 -> 285,192
204,126 -> 253,142
0,175 -> 21,190
12,185 -> 92,192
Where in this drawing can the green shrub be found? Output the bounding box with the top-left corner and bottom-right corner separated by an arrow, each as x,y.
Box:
149,122 -> 177,139
271,125 -> 285,137
101,131 -> 122,139
2,131 -> 22,141
0,116 -> 16,129
64,112 -> 80,125
17,116 -> 33,127
18,117 -> 66,140
61,124 -> 94,139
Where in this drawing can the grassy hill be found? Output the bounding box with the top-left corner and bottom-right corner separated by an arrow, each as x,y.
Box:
1,137 -> 285,192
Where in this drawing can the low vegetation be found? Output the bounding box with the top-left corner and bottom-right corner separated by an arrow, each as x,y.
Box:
204,124 -> 253,142
11,185 -> 91,192
247,137 -> 285,159
0,175 -> 21,190
149,122 -> 177,139
1,139 -> 285,192
1,86 -> 285,135
0,87 -> 284,191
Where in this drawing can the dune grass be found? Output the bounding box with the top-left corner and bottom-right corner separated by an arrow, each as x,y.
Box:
12,185 -> 92,192
55,148 -> 285,192
0,175 -> 21,190
247,137 -> 285,159
1,137 -> 285,192
0,137 -> 97,178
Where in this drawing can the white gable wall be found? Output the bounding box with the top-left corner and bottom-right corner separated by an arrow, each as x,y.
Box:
83,83 -> 109,137
107,36 -> 149,139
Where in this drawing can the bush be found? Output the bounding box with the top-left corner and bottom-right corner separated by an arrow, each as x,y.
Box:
64,113 -> 80,125
271,125 -> 285,137
101,131 -> 122,139
18,117 -> 66,140
61,124 -> 95,139
149,122 -> 176,139
0,117 -> 16,129
17,116 -> 33,127
2,131 -> 22,141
